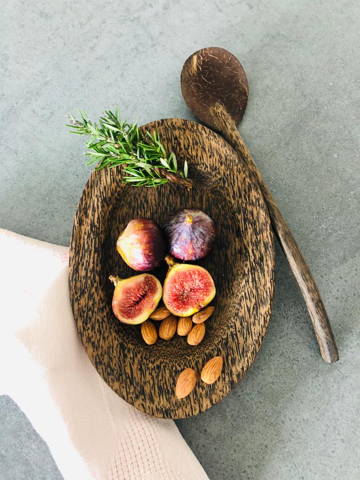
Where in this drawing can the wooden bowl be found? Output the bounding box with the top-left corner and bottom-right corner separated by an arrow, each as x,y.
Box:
69,118 -> 275,419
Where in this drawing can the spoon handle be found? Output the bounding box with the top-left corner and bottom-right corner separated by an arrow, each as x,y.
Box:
212,103 -> 339,363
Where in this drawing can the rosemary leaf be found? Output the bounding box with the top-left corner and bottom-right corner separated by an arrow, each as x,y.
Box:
183,159 -> 188,178
160,158 -> 170,169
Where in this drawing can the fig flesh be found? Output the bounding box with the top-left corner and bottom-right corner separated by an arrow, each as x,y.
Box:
165,209 -> 215,261
162,256 -> 216,317
110,274 -> 162,325
117,219 -> 166,271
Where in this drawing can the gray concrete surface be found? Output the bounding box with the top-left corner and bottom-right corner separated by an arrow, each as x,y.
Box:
1,1 -> 359,479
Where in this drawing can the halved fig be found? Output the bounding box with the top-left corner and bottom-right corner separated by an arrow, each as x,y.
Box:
162,256 -> 216,317
109,274 -> 162,325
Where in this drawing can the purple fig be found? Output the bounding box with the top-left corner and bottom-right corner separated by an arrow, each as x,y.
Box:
165,209 -> 216,261
116,219 -> 166,271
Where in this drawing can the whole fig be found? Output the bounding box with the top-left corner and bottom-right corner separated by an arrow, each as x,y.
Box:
165,209 -> 215,261
116,219 -> 166,271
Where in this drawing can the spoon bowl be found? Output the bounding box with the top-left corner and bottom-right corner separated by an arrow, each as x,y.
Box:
181,47 -> 249,128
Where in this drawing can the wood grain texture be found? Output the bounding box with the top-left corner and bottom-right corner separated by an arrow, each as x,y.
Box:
181,47 -> 249,127
69,118 -> 275,418
180,46 -> 338,364
211,103 -> 339,363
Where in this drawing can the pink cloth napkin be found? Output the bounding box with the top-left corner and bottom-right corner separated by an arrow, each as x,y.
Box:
0,229 -> 208,480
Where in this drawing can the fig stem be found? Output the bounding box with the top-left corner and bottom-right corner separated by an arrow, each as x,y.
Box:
165,255 -> 176,268
109,275 -> 121,286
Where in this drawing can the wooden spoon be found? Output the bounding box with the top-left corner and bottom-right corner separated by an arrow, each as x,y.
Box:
181,47 -> 339,363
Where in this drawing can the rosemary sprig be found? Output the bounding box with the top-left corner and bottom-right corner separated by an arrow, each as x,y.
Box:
68,110 -> 190,188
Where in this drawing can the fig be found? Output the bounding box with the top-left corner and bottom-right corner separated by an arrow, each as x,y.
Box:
109,274 -> 162,325
117,219 -> 166,271
165,209 -> 215,261
162,256 -> 216,317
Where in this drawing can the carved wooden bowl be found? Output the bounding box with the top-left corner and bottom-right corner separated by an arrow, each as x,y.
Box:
69,118 -> 275,419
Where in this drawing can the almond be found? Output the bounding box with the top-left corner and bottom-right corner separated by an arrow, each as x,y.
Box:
177,317 -> 193,336
175,368 -> 197,399
201,356 -> 223,384
150,306 -> 171,321
141,320 -> 157,345
159,315 -> 177,340
187,323 -> 206,346
192,306 -> 215,324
